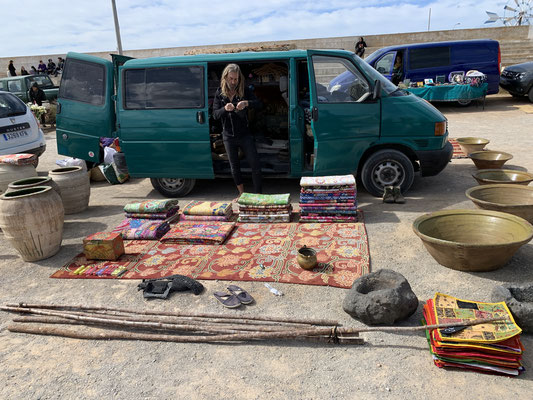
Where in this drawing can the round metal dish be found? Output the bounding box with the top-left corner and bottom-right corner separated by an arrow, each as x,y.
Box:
456,137 -> 489,155
472,169 -> 533,186
469,150 -> 513,169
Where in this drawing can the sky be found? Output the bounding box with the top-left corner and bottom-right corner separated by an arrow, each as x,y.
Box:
1,0 -> 519,57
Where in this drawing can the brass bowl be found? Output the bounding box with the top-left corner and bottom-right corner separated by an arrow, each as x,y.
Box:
456,137 -> 489,155
466,184 -> 533,224
469,151 -> 513,169
297,246 -> 318,270
413,209 -> 533,272
472,169 -> 533,186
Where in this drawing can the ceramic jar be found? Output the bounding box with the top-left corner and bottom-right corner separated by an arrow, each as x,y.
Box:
49,166 -> 90,214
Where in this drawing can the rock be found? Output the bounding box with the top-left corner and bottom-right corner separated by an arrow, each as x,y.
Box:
342,269 -> 418,325
491,284 -> 533,333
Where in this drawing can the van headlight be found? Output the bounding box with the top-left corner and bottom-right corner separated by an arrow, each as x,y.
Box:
434,121 -> 447,136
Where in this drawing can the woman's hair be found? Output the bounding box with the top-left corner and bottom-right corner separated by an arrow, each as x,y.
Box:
220,63 -> 244,98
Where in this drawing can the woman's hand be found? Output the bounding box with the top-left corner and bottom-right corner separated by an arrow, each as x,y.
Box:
224,103 -> 235,112
236,100 -> 248,111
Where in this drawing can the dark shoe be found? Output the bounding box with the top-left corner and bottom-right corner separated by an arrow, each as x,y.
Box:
393,186 -> 405,204
214,291 -> 242,308
227,285 -> 254,304
382,186 -> 395,203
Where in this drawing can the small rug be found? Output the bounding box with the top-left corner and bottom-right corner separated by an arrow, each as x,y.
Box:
448,138 -> 468,159
51,216 -> 370,289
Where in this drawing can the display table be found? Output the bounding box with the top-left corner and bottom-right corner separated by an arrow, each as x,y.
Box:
405,83 -> 488,107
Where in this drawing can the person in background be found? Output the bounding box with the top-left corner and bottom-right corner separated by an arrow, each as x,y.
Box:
30,66 -> 38,75
37,60 -> 47,74
355,37 -> 367,58
8,60 -> 17,76
20,66 -> 29,76
47,59 -> 57,76
57,57 -> 65,73
391,52 -> 404,85
29,82 -> 47,126
213,63 -> 262,197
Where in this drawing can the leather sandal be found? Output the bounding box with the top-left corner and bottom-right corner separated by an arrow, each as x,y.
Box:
227,285 -> 254,305
213,291 -> 242,308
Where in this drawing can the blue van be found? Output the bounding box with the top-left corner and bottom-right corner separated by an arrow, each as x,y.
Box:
363,39 -> 501,94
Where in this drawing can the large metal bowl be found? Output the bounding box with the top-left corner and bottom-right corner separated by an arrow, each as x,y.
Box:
456,137 -> 489,155
469,151 -> 513,169
466,184 -> 533,224
472,169 -> 533,186
413,209 -> 533,272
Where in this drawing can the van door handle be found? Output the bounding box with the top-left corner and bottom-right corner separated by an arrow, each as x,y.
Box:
56,103 -> 61,114
311,107 -> 318,122
196,111 -> 205,124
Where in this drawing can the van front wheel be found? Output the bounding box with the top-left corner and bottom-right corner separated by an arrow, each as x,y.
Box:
361,150 -> 415,197
150,178 -> 196,198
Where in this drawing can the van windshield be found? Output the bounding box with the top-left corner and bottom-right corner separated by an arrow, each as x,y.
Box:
354,55 -> 398,95
0,93 -> 27,118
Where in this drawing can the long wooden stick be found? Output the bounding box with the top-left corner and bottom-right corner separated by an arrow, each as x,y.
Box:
6,303 -> 338,326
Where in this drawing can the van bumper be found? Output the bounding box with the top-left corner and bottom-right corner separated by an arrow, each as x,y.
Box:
415,141 -> 452,177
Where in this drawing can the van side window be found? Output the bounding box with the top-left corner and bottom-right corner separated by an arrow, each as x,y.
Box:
60,59 -> 106,106
312,56 -> 370,103
7,80 -> 22,92
124,66 -> 204,109
375,53 -> 395,75
409,47 -> 451,70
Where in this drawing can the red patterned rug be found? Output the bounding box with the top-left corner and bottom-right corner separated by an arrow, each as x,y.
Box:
448,138 -> 468,159
51,218 -> 370,289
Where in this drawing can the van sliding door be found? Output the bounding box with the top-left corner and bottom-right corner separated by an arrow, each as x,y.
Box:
118,63 -> 213,178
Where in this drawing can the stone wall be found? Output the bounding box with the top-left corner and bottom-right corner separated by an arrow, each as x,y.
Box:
2,25 -> 532,78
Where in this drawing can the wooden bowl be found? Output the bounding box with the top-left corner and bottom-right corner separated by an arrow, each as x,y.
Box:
413,209 -> 533,272
472,169 -> 533,186
466,184 -> 533,224
469,151 -> 513,169
456,137 -> 489,155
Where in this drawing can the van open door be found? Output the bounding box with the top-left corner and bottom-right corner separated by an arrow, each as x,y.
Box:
306,50 -> 380,175
56,52 -> 115,163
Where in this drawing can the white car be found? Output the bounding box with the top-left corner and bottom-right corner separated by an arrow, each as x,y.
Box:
0,90 -> 46,158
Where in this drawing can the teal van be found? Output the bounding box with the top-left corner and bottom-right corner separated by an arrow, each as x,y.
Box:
56,50 -> 451,197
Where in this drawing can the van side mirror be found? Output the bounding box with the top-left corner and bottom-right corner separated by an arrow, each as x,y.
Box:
372,80 -> 382,100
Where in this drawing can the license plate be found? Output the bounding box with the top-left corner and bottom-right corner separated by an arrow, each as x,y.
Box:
3,131 -> 29,141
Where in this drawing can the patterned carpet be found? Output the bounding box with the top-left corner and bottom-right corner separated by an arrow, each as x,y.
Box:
448,138 -> 468,159
51,217 -> 370,289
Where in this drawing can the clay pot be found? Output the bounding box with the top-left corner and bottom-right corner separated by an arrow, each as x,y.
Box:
0,186 -> 64,261
0,164 -> 37,194
297,246 -> 318,270
6,176 -> 60,194
90,167 -> 106,182
49,166 -> 90,214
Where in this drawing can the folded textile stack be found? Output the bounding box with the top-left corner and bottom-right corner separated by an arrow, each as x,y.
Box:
112,218 -> 170,240
299,175 -> 358,222
423,293 -> 524,376
161,222 -> 236,245
123,199 -> 179,220
180,200 -> 233,222
237,193 -> 292,223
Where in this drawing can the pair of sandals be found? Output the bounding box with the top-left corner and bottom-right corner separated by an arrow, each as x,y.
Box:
214,285 -> 254,308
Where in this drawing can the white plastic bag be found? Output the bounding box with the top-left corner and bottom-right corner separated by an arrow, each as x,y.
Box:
56,157 -> 87,171
103,147 -> 117,165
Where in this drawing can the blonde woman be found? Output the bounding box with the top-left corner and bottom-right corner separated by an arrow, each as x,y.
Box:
213,63 -> 262,197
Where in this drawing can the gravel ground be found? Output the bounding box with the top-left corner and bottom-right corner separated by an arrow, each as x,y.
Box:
1,94 -> 532,399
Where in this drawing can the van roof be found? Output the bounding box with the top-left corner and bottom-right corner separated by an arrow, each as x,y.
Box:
123,49 -> 354,67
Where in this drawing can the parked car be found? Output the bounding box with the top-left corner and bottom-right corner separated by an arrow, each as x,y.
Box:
500,62 -> 533,102
0,91 -> 46,158
363,39 -> 501,95
57,50 -> 452,197
0,75 -> 59,103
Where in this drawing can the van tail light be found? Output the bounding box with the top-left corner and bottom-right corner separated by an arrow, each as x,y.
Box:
434,121 -> 446,136
498,45 -> 501,74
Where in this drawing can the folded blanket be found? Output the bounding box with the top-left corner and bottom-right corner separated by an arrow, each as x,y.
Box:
179,214 -> 231,222
238,215 -> 291,223
300,175 -> 355,187
300,199 -> 356,205
237,209 -> 291,216
161,222 -> 236,245
300,195 -> 355,201
300,216 -> 357,222
301,188 -> 355,193
124,199 -> 179,214
112,218 -> 170,240
182,200 -> 232,216
301,209 -> 358,215
238,193 -> 290,206
125,207 -> 179,220
300,204 -> 357,210
237,204 -> 292,210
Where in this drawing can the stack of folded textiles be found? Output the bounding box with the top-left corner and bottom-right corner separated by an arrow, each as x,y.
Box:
160,222 -> 236,245
112,199 -> 179,240
423,292 -> 524,376
180,200 -> 233,222
299,175 -> 358,222
237,193 -> 292,223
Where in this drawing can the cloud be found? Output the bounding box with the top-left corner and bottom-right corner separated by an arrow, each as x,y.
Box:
0,0 -> 509,57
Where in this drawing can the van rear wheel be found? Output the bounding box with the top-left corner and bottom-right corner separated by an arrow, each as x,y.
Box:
150,178 -> 196,198
456,99 -> 472,106
361,149 -> 415,197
